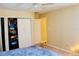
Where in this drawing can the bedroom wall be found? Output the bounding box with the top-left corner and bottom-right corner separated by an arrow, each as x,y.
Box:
39,14 -> 47,44
45,5 -> 79,52
0,9 -> 33,18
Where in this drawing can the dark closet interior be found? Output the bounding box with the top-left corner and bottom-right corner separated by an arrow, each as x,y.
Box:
8,18 -> 19,50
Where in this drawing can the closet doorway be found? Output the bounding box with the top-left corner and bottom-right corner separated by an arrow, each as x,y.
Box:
8,18 -> 19,50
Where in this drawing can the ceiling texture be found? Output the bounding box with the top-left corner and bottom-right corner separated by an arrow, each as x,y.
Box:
0,3 -> 77,13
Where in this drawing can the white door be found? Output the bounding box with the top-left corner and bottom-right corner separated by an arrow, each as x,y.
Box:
32,19 -> 41,45
18,19 -> 32,48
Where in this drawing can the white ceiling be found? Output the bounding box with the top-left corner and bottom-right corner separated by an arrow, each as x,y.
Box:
0,3 -> 77,13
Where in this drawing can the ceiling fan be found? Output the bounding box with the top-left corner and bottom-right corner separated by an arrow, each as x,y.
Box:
33,3 -> 54,7
32,3 -> 54,12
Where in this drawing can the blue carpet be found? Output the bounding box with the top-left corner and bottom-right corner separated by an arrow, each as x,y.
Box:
0,46 -> 59,56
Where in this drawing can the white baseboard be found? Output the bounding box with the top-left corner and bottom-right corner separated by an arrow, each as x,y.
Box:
31,42 -> 41,46
47,44 -> 79,55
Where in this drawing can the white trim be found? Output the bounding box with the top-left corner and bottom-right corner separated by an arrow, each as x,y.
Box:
0,16 -> 34,19
4,18 -> 9,51
47,44 -> 79,55
6,16 -> 33,19
31,42 -> 40,46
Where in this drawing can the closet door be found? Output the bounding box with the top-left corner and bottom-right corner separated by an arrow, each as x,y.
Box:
32,19 -> 41,45
18,19 -> 32,48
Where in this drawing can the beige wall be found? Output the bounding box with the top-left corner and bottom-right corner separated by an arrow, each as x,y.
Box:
45,5 -> 79,52
0,9 -> 33,18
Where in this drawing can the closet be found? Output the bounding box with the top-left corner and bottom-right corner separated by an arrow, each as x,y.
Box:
0,17 -> 41,51
8,18 -> 19,50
